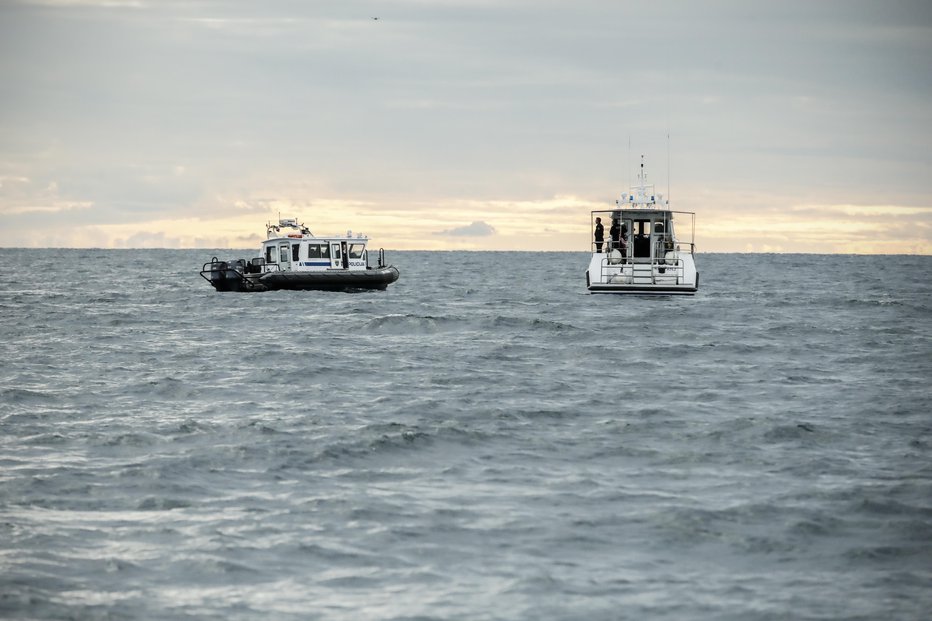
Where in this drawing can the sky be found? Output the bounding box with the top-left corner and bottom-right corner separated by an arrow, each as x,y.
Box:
1,0 -> 930,253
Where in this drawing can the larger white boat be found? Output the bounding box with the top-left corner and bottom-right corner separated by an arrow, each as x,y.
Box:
586,158 -> 698,294
200,218 -> 400,292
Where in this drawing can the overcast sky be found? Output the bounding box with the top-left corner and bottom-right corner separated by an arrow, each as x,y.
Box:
1,0 -> 930,252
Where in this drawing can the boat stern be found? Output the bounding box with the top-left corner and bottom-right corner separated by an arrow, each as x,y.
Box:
586,251 -> 698,295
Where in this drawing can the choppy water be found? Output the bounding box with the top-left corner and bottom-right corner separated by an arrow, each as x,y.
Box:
1,249 -> 930,620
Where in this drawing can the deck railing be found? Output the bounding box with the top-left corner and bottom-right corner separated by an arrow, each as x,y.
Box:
598,254 -> 687,286
591,240 -> 696,255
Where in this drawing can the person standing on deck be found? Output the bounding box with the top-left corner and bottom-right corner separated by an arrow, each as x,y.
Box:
609,219 -> 620,251
594,217 -> 604,252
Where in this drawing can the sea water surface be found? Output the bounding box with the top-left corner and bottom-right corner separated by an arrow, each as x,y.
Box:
1,249 -> 930,620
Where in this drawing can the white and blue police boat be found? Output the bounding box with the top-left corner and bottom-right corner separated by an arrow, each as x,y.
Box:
586,158 -> 699,295
200,218 -> 400,292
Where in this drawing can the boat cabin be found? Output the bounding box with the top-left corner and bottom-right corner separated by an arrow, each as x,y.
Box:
246,218 -> 377,275
261,236 -> 369,272
594,208 -> 690,262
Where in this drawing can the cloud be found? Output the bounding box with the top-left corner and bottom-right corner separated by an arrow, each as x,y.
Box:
0,176 -> 96,216
21,0 -> 143,6
1,201 -> 93,215
435,221 -> 496,237
790,203 -> 932,217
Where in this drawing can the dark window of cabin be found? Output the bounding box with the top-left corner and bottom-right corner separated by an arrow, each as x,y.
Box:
321,243 -> 330,258
349,244 -> 364,259
633,220 -> 652,258
266,246 -> 275,263
308,244 -> 321,259
332,244 -> 341,259
292,244 -> 300,261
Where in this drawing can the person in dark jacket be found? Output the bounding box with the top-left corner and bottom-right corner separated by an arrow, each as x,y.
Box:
609,219 -> 621,251
594,217 -> 604,252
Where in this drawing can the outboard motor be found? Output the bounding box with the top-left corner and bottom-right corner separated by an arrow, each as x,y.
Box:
200,256 -> 253,292
210,260 -> 229,290
209,260 -> 244,292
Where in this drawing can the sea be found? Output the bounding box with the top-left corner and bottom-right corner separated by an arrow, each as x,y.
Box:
1,249 -> 930,621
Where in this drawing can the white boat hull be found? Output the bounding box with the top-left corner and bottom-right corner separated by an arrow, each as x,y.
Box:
586,252 -> 698,295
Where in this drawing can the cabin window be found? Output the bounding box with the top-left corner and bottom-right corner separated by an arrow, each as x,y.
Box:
280,246 -> 289,263
332,245 -> 341,259
292,244 -> 300,262
265,246 -> 276,263
307,244 -> 331,259
349,244 -> 365,259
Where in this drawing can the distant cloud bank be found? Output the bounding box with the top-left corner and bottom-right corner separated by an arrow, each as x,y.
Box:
435,221 -> 496,237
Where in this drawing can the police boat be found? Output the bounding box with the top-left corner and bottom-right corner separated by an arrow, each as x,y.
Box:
586,157 -> 699,295
200,218 -> 400,292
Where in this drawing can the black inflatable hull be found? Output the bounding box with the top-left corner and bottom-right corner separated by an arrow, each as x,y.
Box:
202,262 -> 399,292
260,266 -> 400,291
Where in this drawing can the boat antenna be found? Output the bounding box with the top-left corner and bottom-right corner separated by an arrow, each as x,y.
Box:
665,35 -> 672,207
627,134 -> 631,191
